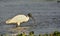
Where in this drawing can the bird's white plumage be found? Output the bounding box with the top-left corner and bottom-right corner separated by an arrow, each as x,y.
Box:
6,15 -> 29,26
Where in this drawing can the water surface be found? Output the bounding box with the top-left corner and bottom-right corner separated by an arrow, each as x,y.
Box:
0,0 -> 60,35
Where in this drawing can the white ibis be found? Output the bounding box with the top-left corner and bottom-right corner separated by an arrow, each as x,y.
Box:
6,13 -> 35,27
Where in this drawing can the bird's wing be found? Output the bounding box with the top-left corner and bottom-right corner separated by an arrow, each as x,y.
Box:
11,15 -> 27,22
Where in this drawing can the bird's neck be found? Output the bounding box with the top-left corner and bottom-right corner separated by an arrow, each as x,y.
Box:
26,16 -> 29,20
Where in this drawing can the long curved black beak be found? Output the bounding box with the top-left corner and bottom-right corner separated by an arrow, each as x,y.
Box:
27,13 -> 36,26
31,16 -> 36,25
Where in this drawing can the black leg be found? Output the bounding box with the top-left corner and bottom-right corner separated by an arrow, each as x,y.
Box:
16,24 -> 18,27
16,24 -> 20,27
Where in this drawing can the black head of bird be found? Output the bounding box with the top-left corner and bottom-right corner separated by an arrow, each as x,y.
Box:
27,13 -> 35,21
27,13 -> 32,18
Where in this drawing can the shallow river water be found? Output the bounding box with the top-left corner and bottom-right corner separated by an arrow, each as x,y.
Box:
0,0 -> 60,35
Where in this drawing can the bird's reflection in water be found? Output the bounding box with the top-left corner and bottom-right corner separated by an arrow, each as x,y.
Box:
8,27 -> 30,33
